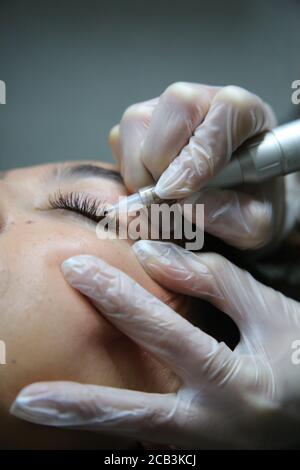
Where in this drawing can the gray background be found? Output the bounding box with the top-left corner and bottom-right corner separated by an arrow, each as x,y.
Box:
0,0 -> 299,171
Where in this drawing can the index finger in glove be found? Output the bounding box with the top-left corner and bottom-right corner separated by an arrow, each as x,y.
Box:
132,240 -> 281,330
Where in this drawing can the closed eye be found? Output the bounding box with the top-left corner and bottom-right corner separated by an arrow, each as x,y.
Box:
48,190 -> 109,223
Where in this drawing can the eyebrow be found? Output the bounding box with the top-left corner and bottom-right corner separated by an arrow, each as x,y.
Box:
51,164 -> 123,184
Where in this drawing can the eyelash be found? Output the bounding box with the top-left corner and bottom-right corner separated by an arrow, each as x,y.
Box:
48,190 -> 108,223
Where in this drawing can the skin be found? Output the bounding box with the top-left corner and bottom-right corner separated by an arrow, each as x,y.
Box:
0,161 -> 189,449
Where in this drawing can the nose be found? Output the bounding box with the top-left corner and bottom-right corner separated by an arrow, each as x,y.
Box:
0,179 -> 25,233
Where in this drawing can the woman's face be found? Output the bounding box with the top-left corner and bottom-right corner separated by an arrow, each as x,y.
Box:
0,162 -> 183,449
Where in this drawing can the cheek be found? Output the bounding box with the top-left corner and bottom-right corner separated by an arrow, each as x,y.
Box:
0,223 -> 130,403
2,219 -> 181,352
34,220 -> 175,307
0,219 -> 182,407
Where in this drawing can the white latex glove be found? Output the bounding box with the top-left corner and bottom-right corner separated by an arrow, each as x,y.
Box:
11,242 -> 300,449
109,82 -> 288,250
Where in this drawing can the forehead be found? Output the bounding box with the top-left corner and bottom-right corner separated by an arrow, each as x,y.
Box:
1,161 -> 119,182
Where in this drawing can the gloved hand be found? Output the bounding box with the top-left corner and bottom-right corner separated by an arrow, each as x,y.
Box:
11,241 -> 300,449
109,82 -> 288,250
